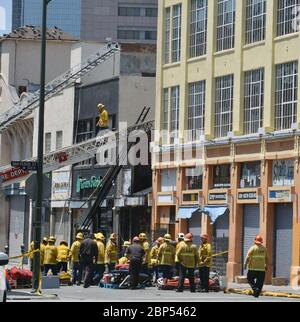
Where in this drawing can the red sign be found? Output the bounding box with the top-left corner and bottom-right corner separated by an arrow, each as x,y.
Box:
0,167 -> 29,183
56,152 -> 68,163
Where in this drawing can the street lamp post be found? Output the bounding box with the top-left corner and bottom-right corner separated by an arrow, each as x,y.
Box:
32,0 -> 51,293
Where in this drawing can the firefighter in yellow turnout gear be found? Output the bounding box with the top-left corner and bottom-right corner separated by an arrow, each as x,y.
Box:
244,235 -> 268,298
150,237 -> 164,282
105,233 -> 118,272
198,234 -> 212,293
40,237 -> 48,273
97,103 -> 109,129
57,241 -> 70,273
176,233 -> 199,293
139,233 -> 150,274
70,232 -> 84,285
93,233 -> 106,284
43,236 -> 58,275
157,234 -> 175,282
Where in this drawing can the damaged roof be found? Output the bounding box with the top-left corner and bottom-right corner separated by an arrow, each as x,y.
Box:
0,25 -> 79,42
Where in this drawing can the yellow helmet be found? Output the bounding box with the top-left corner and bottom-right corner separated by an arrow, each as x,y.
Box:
139,233 -> 147,241
123,241 -> 131,247
164,234 -> 172,241
110,233 -> 117,241
49,236 -> 56,242
96,233 -> 105,241
42,237 -> 48,243
60,240 -> 68,246
76,233 -> 84,240
97,103 -> 105,109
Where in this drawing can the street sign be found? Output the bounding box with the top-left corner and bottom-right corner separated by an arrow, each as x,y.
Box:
25,174 -> 51,200
11,161 -> 38,171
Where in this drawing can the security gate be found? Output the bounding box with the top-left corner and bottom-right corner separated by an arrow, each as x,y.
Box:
274,204 -> 293,281
242,205 -> 260,274
212,211 -> 229,276
188,213 -> 202,246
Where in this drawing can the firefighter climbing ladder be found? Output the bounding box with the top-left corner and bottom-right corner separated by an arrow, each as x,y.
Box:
0,43 -> 120,132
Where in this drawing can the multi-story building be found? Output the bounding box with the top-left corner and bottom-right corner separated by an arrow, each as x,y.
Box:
12,0 -> 158,43
152,0 -> 300,286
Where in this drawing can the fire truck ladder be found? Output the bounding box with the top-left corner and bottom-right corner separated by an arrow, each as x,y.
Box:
0,109 -> 153,188
0,43 -> 120,132
80,106 -> 151,230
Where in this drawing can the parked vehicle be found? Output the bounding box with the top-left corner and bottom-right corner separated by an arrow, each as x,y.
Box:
0,252 -> 9,303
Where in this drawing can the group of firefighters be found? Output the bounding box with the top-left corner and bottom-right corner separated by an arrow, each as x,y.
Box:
29,231 -> 267,297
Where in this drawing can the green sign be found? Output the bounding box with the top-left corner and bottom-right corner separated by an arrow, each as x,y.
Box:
76,176 -> 103,193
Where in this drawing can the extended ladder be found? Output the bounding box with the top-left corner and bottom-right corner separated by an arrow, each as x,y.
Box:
80,106 -> 151,230
0,113 -> 153,188
0,43 -> 120,131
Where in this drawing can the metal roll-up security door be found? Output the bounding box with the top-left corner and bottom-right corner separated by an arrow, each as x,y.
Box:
242,205 -> 260,274
188,213 -> 202,246
274,204 -> 293,281
213,211 -> 229,276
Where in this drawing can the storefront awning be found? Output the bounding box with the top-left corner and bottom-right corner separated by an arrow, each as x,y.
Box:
178,207 -> 199,219
200,205 -> 229,224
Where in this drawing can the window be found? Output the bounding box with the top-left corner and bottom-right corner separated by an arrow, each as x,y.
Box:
56,131 -> 63,150
146,8 -> 158,17
215,75 -> 234,138
161,169 -> 177,192
275,61 -> 298,130
240,162 -> 261,188
188,81 -> 206,141
277,0 -> 300,36
172,4 -> 182,62
45,132 -> 51,154
145,30 -> 157,40
162,88 -> 169,131
170,86 -> 180,138
76,119 -> 94,143
190,0 -> 208,58
118,30 -> 141,40
245,0 -> 266,44
164,8 -> 171,64
118,7 -> 141,16
213,164 -> 231,188
244,68 -> 264,134
184,167 -> 203,190
216,0 -> 236,51
273,160 -> 294,186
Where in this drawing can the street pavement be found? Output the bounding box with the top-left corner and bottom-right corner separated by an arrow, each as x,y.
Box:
6,285 -> 300,302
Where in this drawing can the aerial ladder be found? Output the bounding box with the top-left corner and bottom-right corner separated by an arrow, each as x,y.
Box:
0,110 -> 153,188
0,43 -> 120,132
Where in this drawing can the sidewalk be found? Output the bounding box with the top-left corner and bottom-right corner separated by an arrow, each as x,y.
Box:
228,283 -> 300,295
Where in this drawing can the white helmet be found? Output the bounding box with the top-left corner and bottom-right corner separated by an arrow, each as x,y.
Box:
177,233 -> 185,240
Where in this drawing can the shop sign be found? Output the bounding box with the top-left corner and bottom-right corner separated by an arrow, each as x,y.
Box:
238,191 -> 258,201
268,189 -> 292,203
76,175 -> 103,193
52,171 -> 70,201
209,193 -> 227,202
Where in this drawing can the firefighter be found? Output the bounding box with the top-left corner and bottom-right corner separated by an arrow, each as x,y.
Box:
57,241 -> 70,273
126,237 -> 145,290
97,103 -> 109,129
149,237 -> 164,282
120,241 -> 131,258
175,233 -> 185,275
139,233 -> 150,274
44,236 -> 58,275
198,234 -> 212,293
176,233 -> 199,293
40,237 -> 48,273
157,234 -> 175,283
93,233 -> 106,285
244,235 -> 268,298
105,233 -> 118,272
70,232 -> 84,285
79,233 -> 98,288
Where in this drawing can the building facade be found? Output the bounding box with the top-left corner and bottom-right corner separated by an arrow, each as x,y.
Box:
152,0 -> 300,286
12,0 -> 158,43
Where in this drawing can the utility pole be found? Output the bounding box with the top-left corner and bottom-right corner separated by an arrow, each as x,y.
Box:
32,0 -> 51,293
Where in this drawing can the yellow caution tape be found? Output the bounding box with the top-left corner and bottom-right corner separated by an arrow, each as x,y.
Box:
9,249 -> 40,260
209,251 -> 229,258
225,288 -> 300,299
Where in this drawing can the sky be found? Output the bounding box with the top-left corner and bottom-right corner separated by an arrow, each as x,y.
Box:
0,0 -> 12,36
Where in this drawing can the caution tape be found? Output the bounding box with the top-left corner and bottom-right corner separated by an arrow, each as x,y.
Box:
225,288 -> 300,299
8,249 -> 40,260
209,251 -> 229,258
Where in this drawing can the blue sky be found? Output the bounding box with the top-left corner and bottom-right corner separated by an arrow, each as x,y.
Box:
0,0 -> 12,35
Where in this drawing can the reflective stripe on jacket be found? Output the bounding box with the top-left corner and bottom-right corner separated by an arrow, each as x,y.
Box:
57,245 -> 70,263
70,240 -> 81,262
245,244 -> 268,272
177,242 -> 199,268
199,243 -> 212,267
105,241 -> 118,264
96,241 -> 105,264
157,242 -> 175,266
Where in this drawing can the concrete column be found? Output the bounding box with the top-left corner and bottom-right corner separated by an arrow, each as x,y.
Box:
50,208 -> 56,237
227,163 -> 243,282
151,169 -> 161,238
291,156 -> 300,287
260,160 -> 274,284
201,164 -> 213,238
